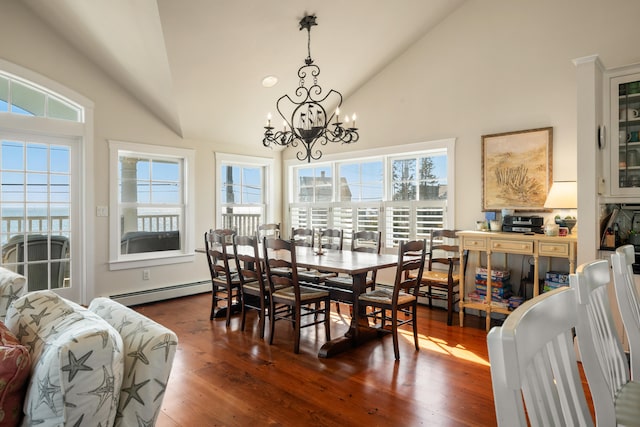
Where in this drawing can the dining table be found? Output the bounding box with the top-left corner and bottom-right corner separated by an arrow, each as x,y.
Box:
198,243 -> 402,358
290,246 -> 401,358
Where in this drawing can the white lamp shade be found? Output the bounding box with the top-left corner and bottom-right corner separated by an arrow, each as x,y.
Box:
544,181 -> 577,209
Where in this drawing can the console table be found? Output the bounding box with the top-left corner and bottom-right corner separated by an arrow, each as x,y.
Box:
457,231 -> 577,331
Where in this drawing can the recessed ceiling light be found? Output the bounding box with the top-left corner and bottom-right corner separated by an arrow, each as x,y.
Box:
262,75 -> 278,88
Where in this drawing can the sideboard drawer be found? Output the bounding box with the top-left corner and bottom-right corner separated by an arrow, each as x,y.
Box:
463,237 -> 487,250
539,242 -> 570,257
490,239 -> 534,255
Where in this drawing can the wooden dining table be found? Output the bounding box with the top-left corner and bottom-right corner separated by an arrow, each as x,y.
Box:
290,246 -> 401,358
198,243 -> 402,358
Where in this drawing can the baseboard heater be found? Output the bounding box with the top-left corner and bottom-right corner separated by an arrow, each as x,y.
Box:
110,280 -> 210,306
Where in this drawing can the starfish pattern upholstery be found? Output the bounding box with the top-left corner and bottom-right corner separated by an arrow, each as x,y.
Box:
89,297 -> 178,427
0,266 -> 27,321
5,291 -> 124,426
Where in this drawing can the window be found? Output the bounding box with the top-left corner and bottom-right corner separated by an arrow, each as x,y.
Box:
1,137 -> 74,291
215,153 -> 274,236
288,139 -> 454,250
109,141 -> 195,269
0,60 -> 89,302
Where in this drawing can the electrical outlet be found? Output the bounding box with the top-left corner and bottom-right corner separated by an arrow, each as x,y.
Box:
143,269 -> 150,280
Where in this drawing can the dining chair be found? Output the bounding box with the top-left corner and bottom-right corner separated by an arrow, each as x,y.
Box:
571,259 -> 640,426
233,235 -> 267,338
612,244 -> 640,380
298,228 -> 343,285
318,228 -> 343,250
257,223 -> 280,240
408,229 -> 464,326
204,229 -> 242,326
291,227 -> 314,247
325,230 -> 381,313
262,237 -> 331,354
487,287 -> 593,426
356,239 -> 426,360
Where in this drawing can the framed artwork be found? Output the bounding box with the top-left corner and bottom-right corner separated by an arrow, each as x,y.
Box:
482,127 -> 553,211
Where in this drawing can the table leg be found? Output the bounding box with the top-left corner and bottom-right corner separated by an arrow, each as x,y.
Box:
318,272 -> 380,358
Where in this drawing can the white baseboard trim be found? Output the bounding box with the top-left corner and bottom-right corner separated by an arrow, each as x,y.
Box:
110,281 -> 210,306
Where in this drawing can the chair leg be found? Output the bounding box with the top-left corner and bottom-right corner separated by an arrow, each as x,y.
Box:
412,304 -> 419,351
269,300 -> 277,345
335,302 -> 341,314
240,295 -> 247,332
447,285 -> 454,326
225,287 -> 232,327
258,296 -> 266,339
324,300 -> 331,342
392,310 -> 400,360
210,285 -> 217,320
294,305 -> 301,354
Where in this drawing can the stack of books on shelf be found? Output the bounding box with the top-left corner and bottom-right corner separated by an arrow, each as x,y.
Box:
543,271 -> 570,293
468,267 -> 512,308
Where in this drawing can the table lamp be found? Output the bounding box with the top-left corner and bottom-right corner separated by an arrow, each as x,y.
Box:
544,181 -> 577,233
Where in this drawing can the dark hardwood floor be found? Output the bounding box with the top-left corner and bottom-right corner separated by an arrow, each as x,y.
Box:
133,293 -> 499,426
133,293 -> 595,426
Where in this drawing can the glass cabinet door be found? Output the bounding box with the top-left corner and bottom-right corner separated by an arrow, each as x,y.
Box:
611,73 -> 640,195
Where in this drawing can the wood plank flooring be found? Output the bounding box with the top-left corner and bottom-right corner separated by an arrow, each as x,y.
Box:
132,293 -> 591,426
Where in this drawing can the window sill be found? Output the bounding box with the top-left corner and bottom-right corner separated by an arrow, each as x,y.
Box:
108,252 -> 195,271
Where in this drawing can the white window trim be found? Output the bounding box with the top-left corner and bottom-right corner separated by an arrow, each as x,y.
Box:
108,140 -> 195,270
214,152 -> 276,226
285,138 -> 456,231
0,58 -> 94,304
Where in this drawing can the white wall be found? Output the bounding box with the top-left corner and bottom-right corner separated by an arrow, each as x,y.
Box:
297,0 -> 640,234
0,0 -> 281,303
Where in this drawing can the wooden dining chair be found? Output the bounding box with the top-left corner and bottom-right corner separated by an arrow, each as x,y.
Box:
233,235 -> 267,338
409,229 -> 465,326
318,228 -> 343,250
612,244 -> 640,380
571,259 -> 640,426
290,227 -> 314,247
262,237 -> 331,354
325,230 -> 381,313
257,223 -> 280,240
356,239 -> 426,360
487,287 -> 593,426
204,229 -> 241,327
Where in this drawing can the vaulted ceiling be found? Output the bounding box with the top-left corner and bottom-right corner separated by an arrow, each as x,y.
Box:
23,0 -> 466,147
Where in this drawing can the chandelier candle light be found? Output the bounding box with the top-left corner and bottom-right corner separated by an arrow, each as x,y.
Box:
263,14 -> 359,162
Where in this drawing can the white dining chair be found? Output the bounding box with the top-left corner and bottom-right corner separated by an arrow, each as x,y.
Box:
571,259 -> 640,426
487,287 -> 593,426
611,244 -> 640,381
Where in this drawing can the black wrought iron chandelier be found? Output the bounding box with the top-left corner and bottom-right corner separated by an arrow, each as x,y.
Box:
263,14 -> 359,163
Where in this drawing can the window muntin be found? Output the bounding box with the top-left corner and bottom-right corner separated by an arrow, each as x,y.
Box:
339,160 -> 383,202
289,143 -> 452,250
118,154 -> 183,255
1,139 -> 72,291
0,72 -> 82,122
218,163 -> 265,236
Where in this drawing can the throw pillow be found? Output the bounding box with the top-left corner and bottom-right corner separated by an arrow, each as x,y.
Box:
0,268 -> 26,322
0,322 -> 30,427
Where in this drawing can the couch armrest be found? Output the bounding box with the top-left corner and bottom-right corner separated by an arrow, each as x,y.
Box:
89,297 -> 178,427
0,266 -> 26,322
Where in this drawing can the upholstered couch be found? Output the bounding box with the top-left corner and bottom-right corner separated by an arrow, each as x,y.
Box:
0,266 -> 178,427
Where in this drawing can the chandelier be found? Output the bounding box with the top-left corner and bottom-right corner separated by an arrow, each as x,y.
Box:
263,14 -> 359,163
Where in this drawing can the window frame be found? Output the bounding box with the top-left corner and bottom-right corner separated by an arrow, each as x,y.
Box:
0,58 -> 93,304
286,138 -> 455,250
215,153 -> 275,231
108,140 -> 195,270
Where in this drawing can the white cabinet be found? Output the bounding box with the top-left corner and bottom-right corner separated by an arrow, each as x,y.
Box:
609,70 -> 640,195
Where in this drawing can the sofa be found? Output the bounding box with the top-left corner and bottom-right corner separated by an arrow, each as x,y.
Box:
0,266 -> 178,427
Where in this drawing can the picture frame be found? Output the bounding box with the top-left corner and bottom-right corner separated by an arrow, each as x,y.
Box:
481,127 -> 553,211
